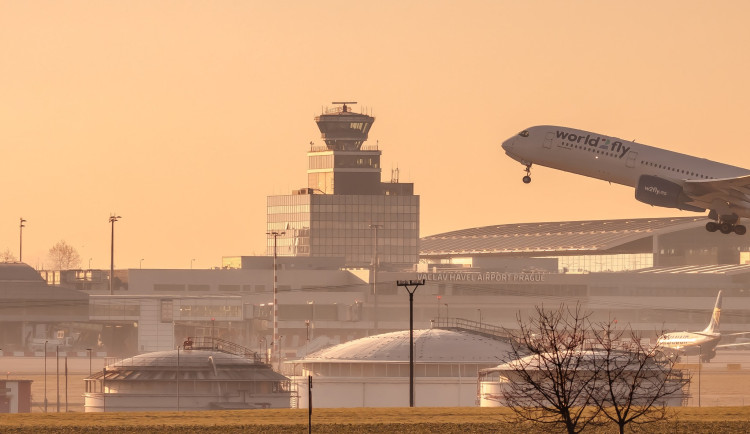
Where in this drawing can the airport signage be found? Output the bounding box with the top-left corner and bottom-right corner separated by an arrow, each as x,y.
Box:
417,272 -> 545,283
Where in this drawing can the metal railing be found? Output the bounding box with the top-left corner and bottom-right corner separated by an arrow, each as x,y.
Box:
182,337 -> 262,364
432,317 -> 514,343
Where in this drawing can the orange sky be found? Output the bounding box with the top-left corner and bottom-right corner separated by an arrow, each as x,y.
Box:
2,1 -> 750,269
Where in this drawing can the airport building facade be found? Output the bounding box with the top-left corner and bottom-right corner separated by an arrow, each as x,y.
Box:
5,216 -> 750,365
266,103 -> 419,268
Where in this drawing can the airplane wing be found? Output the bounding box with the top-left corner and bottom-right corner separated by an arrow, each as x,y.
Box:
683,175 -> 750,210
717,343 -> 750,349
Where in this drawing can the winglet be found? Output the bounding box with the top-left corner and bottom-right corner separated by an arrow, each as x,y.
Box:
702,290 -> 722,334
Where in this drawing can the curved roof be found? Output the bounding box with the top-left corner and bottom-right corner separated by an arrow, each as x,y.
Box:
0,263 -> 88,321
299,329 -> 512,363
91,349 -> 287,382
0,263 -> 46,283
107,349 -> 257,369
420,217 -> 705,257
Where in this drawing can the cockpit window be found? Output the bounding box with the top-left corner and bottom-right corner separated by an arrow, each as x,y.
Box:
519,130 -> 529,137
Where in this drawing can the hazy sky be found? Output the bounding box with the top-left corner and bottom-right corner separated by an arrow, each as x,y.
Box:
2,1 -> 750,269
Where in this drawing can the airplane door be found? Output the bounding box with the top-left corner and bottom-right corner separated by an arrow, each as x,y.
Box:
626,151 -> 637,168
543,132 -> 554,149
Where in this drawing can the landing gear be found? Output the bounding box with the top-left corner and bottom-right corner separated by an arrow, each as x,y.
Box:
522,164 -> 532,184
706,212 -> 746,235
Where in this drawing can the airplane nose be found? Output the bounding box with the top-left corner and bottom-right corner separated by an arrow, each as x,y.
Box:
502,139 -> 513,152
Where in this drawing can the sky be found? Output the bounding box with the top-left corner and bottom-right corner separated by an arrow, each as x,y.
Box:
2,1 -> 750,270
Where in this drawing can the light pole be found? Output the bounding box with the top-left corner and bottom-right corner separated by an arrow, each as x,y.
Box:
307,301 -> 315,341
267,230 -> 285,371
176,345 -> 180,411
88,258 -> 92,269
369,224 -> 383,332
191,258 -> 195,269
477,308 -> 482,326
397,279 -> 426,407
698,345 -> 702,407
44,340 -> 48,413
102,368 -> 106,412
109,214 -> 121,295
436,295 -> 442,324
444,303 -> 449,322
86,348 -> 92,376
19,218 -> 26,262
56,346 -> 60,412
139,259 -> 144,269
305,320 -> 310,356
259,337 -> 267,364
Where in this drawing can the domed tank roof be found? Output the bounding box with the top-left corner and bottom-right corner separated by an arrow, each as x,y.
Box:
93,349 -> 288,382
107,349 -> 256,369
0,263 -> 45,283
302,329 -> 512,363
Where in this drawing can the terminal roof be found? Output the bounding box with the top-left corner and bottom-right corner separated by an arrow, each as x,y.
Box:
420,217 -> 705,257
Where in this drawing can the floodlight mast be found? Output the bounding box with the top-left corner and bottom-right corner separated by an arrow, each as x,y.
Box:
397,279 -> 426,407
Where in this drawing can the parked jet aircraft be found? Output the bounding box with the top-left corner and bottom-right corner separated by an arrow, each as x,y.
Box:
656,291 -> 724,362
655,291 -> 750,362
501,126 -> 750,235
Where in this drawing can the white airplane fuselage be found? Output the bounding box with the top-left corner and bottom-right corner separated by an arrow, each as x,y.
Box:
656,332 -> 720,358
501,126 -> 750,219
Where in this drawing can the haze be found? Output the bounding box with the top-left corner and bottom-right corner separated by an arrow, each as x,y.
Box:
2,1 -> 749,269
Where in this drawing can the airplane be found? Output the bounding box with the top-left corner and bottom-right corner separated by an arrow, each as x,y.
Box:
656,291 -> 723,362
655,291 -> 750,362
501,126 -> 750,235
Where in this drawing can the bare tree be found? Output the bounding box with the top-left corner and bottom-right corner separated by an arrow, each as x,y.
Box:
1,248 -> 17,262
48,240 -> 81,269
500,304 -> 601,434
589,320 -> 690,434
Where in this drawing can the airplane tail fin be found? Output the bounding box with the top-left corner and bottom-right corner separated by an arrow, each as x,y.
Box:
702,290 -> 722,334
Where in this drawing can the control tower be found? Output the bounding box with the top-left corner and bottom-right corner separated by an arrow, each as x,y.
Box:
267,102 -> 419,267
308,102 -> 380,195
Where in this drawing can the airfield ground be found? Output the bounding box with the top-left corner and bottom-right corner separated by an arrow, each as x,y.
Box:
1,351 -> 749,432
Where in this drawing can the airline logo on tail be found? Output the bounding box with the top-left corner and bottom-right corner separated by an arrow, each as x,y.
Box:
703,290 -> 722,334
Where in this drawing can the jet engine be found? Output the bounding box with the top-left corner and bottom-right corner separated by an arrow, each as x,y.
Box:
635,175 -> 705,212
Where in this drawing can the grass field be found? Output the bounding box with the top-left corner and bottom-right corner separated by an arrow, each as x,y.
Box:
1,407 -> 750,433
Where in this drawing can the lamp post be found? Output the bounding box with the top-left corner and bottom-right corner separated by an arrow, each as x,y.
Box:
19,218 -> 26,262
102,368 -> 106,412
139,259 -> 144,269
267,231 -> 285,371
698,345 -> 702,407
44,340 -> 48,413
109,214 -> 121,295
190,258 -> 195,269
444,303 -> 449,323
369,224 -> 383,332
86,348 -> 92,376
259,337 -> 267,364
477,308 -> 482,326
305,320 -> 310,356
397,279 -> 425,407
56,346 -> 60,412
176,345 -> 180,411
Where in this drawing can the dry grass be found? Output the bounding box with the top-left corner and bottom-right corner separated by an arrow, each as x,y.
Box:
1,407 -> 750,433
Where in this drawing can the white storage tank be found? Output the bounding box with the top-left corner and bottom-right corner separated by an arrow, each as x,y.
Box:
84,338 -> 291,412
287,327 -> 513,407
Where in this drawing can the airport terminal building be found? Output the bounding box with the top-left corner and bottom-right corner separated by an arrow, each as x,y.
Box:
6,215 -> 749,364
